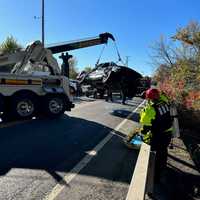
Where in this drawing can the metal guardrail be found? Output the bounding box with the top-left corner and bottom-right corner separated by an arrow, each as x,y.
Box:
126,143 -> 156,200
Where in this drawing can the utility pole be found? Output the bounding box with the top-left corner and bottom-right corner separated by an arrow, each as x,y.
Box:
42,0 -> 45,46
125,56 -> 130,67
34,0 -> 45,45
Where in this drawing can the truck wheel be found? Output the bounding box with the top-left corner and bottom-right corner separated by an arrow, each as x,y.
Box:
11,93 -> 37,119
44,95 -> 66,118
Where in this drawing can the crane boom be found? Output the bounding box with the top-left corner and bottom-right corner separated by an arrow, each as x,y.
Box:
1,32 -> 115,75
46,32 -> 115,54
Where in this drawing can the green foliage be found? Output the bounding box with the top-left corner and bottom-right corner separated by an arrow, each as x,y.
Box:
0,36 -> 22,54
83,66 -> 93,73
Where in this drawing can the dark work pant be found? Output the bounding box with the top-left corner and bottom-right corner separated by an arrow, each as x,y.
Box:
121,90 -> 126,104
151,133 -> 172,182
106,89 -> 113,101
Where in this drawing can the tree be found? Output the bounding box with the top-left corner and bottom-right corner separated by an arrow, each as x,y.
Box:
83,66 -> 93,73
151,21 -> 200,110
150,35 -> 176,68
172,21 -> 200,51
154,64 -> 171,83
68,57 -> 79,79
0,36 -> 22,54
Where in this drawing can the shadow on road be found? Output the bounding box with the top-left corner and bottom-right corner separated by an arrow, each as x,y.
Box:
158,165 -> 200,200
110,109 -> 140,122
73,96 -> 96,104
0,114 -> 137,185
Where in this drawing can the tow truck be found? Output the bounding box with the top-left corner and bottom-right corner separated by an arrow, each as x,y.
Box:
0,33 -> 115,120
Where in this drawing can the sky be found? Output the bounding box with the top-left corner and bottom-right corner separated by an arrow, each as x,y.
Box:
0,0 -> 200,76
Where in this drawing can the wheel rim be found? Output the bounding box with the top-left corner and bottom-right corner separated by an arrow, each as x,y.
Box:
49,98 -> 63,114
17,100 -> 34,117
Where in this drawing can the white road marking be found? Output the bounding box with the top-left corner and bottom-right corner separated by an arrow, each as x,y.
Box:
43,100 -> 146,200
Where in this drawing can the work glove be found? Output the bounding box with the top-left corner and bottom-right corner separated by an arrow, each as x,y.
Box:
126,128 -> 142,142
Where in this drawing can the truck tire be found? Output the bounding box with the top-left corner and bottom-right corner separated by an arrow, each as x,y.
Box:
11,93 -> 38,120
44,95 -> 66,118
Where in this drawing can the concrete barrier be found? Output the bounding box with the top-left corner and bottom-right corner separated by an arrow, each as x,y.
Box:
126,143 -> 155,200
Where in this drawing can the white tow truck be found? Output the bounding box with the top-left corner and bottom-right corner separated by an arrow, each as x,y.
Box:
0,41 -> 74,120
0,33 -> 115,121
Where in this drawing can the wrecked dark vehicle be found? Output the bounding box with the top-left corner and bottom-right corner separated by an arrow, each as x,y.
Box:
77,62 -> 145,98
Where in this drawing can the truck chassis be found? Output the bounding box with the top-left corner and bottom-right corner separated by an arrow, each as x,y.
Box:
0,73 -> 74,121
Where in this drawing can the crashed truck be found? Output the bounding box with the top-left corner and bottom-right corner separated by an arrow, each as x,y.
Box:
77,62 -> 150,99
0,33 -> 115,121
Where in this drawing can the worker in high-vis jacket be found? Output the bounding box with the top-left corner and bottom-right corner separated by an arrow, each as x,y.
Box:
140,88 -> 173,182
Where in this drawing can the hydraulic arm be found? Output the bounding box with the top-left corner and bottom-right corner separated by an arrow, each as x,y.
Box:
46,33 -> 115,54
6,32 -> 115,75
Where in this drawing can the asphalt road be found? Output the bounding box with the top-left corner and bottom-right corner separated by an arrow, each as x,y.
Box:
0,97 -> 144,200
